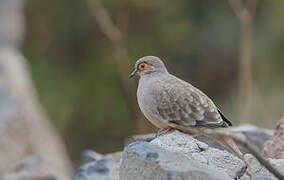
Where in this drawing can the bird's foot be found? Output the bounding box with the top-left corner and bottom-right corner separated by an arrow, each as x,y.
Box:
245,161 -> 253,180
235,157 -> 253,180
156,127 -> 173,137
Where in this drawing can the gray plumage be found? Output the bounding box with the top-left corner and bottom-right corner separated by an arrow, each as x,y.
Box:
133,56 -> 232,130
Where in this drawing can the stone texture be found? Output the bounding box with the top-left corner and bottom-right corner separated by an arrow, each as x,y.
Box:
150,130 -> 246,178
74,126 -> 275,180
124,133 -> 156,146
120,141 -> 231,180
79,150 -> 104,166
125,124 -> 272,154
241,154 -> 284,180
72,151 -> 121,180
264,117 -> 284,159
1,154 -> 60,180
195,124 -> 272,154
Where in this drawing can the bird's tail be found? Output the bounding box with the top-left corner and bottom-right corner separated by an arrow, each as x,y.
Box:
206,134 -> 251,178
212,135 -> 243,159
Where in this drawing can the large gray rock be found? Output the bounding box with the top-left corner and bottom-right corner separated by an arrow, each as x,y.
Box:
120,141 -> 231,180
74,127 -> 273,180
72,152 -> 121,180
150,130 -> 246,178
125,124 -> 273,155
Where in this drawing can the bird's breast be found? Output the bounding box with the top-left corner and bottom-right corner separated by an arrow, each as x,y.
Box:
137,79 -> 155,116
137,78 -> 168,128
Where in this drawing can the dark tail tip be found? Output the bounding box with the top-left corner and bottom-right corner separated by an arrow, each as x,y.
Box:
218,110 -> 232,126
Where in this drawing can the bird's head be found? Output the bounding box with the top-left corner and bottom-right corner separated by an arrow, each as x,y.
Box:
129,56 -> 168,78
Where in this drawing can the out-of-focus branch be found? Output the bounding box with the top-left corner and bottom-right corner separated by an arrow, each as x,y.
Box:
203,128 -> 284,180
227,0 -> 258,123
228,0 -> 244,20
87,0 -> 122,44
87,0 -> 147,134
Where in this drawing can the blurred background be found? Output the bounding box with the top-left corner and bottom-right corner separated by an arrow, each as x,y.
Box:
2,0 -> 284,166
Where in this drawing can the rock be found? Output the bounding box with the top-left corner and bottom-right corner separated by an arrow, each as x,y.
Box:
0,48 -> 73,180
79,150 -> 104,166
233,125 -> 273,152
124,133 -> 156,146
1,154 -> 60,180
75,126 -> 274,180
195,124 -> 272,154
264,117 -> 284,159
120,141 -> 231,180
72,151 -> 121,180
241,154 -> 284,179
125,124 -> 272,154
0,0 -> 73,177
150,130 -> 246,178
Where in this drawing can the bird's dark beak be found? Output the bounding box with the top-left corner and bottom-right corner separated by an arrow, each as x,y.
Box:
129,69 -> 138,78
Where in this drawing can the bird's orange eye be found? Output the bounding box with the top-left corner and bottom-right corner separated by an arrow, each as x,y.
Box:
138,63 -> 149,71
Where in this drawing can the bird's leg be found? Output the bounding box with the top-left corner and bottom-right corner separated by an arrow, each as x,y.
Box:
224,138 -> 252,179
156,127 -> 173,137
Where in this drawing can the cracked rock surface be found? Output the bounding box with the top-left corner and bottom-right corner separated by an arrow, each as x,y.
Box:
150,130 -> 246,178
72,127 -> 284,180
120,141 -> 231,180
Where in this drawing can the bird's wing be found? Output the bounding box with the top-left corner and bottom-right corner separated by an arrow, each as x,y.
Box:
155,75 -> 231,128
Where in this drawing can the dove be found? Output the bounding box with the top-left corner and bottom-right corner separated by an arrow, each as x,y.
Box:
130,56 -> 251,178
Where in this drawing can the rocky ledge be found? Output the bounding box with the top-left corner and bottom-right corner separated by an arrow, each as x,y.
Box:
72,125 -> 284,180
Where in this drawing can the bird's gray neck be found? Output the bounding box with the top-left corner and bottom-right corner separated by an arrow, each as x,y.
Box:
141,67 -> 168,77
139,71 -> 168,82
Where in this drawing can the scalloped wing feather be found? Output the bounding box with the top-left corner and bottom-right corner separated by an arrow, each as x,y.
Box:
155,75 -> 229,128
